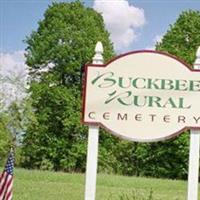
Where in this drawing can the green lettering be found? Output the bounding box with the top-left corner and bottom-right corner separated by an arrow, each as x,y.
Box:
105,91 -> 132,105
178,97 -> 191,109
161,79 -> 174,90
119,77 -> 132,88
148,96 -> 162,107
189,80 -> 200,91
147,79 -> 160,89
133,96 -> 147,107
132,78 -> 146,89
163,97 -> 177,108
175,80 -> 188,91
91,71 -> 116,88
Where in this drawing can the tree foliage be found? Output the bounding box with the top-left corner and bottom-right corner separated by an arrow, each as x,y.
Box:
22,5 -> 200,179
153,10 -> 200,179
0,71 -> 11,165
112,10 -> 200,179
22,1 -> 114,171
0,113 -> 11,165
0,56 -> 28,165
156,10 -> 200,65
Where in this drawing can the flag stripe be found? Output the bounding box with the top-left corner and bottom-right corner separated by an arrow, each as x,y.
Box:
5,182 -> 13,200
0,174 -> 12,200
4,177 -> 13,200
0,173 -> 9,198
2,176 -> 11,200
0,150 -> 14,200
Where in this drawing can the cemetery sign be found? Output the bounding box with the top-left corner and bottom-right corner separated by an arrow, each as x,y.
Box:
82,50 -> 200,142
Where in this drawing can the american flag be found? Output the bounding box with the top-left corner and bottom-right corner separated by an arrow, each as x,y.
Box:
0,150 -> 14,200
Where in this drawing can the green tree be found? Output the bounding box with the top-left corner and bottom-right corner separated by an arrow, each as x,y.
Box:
113,10 -> 200,180
0,100 -> 28,166
156,10 -> 200,65
100,10 -> 200,179
22,1 -> 115,171
0,112 -> 11,166
0,52 -> 29,165
0,72 -> 11,165
154,10 -> 200,179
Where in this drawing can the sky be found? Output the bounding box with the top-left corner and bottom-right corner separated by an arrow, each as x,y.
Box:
0,0 -> 200,102
1,0 -> 200,54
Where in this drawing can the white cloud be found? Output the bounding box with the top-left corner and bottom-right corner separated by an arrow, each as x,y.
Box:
153,34 -> 163,44
145,34 -> 163,50
93,0 -> 146,52
145,46 -> 155,50
0,51 -> 28,78
0,51 -> 28,107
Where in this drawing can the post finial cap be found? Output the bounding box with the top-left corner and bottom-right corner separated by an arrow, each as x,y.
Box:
196,46 -> 200,58
95,41 -> 103,54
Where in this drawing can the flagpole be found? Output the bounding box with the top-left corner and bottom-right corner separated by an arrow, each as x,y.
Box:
84,42 -> 103,200
187,46 -> 200,200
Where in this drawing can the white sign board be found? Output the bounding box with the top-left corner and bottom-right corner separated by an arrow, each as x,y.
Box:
83,51 -> 200,141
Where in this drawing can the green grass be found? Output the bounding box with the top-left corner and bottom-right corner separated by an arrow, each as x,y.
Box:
9,168 -> 200,200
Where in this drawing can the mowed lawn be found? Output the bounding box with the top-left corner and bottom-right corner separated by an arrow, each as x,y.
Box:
10,168 -> 199,200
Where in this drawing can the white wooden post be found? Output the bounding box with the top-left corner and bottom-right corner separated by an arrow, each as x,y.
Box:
84,42 -> 104,200
187,46 -> 200,200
